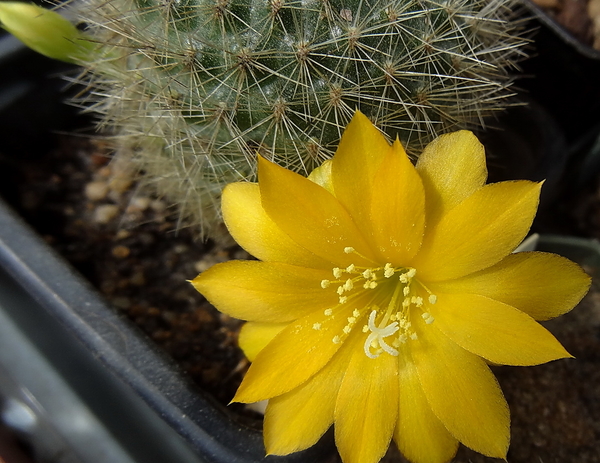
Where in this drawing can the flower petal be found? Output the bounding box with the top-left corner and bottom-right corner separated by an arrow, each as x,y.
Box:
411,317 -> 510,458
191,261 -> 336,323
238,322 -> 287,362
428,293 -> 572,366
331,111 -> 391,233
335,338 -> 398,463
429,252 -> 591,320
394,349 -> 459,463
416,130 -> 487,226
258,156 -> 376,267
222,182 -> 332,268
264,333 -> 356,455
307,160 -> 335,195
413,180 -> 542,280
233,304 -> 351,403
370,139 -> 425,263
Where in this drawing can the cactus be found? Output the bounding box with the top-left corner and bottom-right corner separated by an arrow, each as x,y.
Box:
73,0 -> 528,237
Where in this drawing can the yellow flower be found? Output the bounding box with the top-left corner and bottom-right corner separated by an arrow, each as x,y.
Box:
192,111 -> 590,463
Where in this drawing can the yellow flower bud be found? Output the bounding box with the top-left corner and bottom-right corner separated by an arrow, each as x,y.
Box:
0,2 -> 92,63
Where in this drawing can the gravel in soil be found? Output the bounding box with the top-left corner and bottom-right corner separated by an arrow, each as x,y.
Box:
3,134 -> 600,462
1,135 -> 252,414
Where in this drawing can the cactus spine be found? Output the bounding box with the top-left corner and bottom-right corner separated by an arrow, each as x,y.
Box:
75,0 -> 527,237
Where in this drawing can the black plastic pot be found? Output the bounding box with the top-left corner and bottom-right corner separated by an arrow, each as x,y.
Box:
0,34 -> 334,463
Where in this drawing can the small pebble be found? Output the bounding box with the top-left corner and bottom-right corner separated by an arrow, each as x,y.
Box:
93,204 -> 119,224
85,181 -> 109,201
127,196 -> 151,212
112,245 -> 131,258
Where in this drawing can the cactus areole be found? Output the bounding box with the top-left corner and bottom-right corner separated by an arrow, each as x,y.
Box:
78,0 -> 527,236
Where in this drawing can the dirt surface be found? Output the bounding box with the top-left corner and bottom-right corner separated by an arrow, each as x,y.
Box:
0,135 -> 251,412
532,0 -> 600,49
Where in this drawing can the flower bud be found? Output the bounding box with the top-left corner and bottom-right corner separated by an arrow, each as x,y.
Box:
0,2 -> 91,63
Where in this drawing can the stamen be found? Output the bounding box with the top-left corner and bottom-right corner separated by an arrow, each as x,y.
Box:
384,263 -> 395,278
421,312 -> 435,324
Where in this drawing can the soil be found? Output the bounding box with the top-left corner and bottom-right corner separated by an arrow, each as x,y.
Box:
531,0 -> 600,49
0,135 -> 251,412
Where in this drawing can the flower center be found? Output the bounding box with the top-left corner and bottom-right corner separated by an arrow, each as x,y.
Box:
318,247 -> 437,359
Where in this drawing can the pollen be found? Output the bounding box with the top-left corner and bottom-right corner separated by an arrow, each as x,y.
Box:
384,264 -> 395,278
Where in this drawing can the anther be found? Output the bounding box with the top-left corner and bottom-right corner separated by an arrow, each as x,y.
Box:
321,280 -> 331,288
339,296 -> 348,304
312,323 -> 321,330
346,264 -> 355,272
429,294 -> 437,304
344,279 -> 354,291
333,268 -> 343,278
324,308 -> 333,316
333,335 -> 341,344
383,263 -> 395,278
344,247 -> 355,254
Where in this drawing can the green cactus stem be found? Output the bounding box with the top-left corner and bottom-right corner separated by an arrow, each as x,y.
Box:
73,0 -> 528,237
